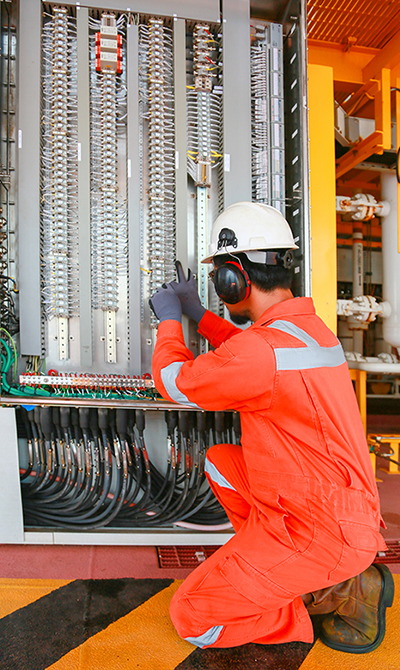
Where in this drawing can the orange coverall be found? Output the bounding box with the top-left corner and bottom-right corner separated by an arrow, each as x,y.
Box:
152,297 -> 386,649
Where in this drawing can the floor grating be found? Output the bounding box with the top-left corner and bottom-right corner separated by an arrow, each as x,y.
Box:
374,539 -> 400,564
157,541 -> 400,569
157,545 -> 219,569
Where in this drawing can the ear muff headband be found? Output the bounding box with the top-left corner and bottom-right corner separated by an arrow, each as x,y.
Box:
213,260 -> 251,304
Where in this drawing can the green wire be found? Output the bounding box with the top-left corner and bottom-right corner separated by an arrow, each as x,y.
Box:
0,328 -> 18,381
0,338 -> 50,397
0,340 -> 156,401
0,339 -> 12,374
0,327 -> 159,401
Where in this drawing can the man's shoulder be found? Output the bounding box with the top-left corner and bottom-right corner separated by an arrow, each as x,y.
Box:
224,322 -> 275,352
251,309 -> 338,348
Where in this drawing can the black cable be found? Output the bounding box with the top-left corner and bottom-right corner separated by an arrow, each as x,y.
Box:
19,408 -> 33,481
21,405 -> 230,530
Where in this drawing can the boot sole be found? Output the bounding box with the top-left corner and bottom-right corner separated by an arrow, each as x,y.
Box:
319,563 -> 395,654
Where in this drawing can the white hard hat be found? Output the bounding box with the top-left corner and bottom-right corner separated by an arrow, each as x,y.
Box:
201,201 -> 298,264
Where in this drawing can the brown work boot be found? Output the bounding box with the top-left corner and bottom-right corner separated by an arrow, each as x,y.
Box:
305,564 -> 394,654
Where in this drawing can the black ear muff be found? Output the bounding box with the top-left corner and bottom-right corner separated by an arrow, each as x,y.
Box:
213,261 -> 251,304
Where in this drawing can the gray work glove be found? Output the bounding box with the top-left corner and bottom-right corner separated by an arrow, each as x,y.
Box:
169,260 -> 206,323
149,284 -> 182,323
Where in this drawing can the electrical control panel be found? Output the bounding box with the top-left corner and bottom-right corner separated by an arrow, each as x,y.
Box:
0,0 -> 309,542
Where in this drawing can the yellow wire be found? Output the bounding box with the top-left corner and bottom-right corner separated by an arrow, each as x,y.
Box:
9,277 -> 18,293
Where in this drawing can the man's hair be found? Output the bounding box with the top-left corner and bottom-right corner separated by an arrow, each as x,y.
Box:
215,251 -> 293,293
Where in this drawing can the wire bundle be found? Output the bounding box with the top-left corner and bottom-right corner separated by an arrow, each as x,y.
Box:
19,407 -> 238,530
138,19 -> 176,328
0,214 -> 7,276
89,16 -> 127,314
186,25 -> 222,176
186,92 -> 222,178
41,8 -> 79,320
250,26 -> 286,212
137,23 -> 149,323
251,41 -> 269,203
0,268 -> 19,335
0,332 -> 50,397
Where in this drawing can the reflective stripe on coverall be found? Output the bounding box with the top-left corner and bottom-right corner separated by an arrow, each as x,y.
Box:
151,297 -> 386,649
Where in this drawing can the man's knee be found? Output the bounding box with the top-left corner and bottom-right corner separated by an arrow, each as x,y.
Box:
170,587 -> 195,639
206,443 -> 241,470
170,587 -> 224,648
205,443 -> 244,493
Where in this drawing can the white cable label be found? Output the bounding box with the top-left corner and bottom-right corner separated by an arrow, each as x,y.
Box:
18,129 -> 22,149
127,158 -> 131,178
77,142 -> 81,162
101,52 -> 118,62
101,26 -> 117,36
224,153 -> 230,172
175,150 -> 179,170
100,38 -> 117,49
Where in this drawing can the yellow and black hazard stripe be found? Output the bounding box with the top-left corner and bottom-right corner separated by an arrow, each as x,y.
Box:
0,576 -> 399,669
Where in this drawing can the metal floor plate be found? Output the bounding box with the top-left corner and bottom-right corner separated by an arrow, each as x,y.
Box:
374,540 -> 400,564
158,542 -> 400,569
157,545 -> 219,569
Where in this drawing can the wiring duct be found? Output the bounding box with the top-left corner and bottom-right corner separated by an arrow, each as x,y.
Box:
19,407 -> 239,530
268,28 -> 285,213
40,9 -> 79,323
89,17 -> 127,316
138,20 -> 176,328
215,34 -> 224,222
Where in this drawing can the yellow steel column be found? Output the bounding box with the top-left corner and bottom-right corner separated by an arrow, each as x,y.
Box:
396,77 -> 400,253
349,369 -> 367,433
308,64 -> 337,333
375,68 -> 391,150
